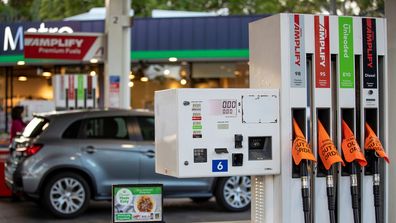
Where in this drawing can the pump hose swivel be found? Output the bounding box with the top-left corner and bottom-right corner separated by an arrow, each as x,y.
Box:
350,162 -> 360,223
373,158 -> 382,223
326,167 -> 336,223
300,161 -> 310,223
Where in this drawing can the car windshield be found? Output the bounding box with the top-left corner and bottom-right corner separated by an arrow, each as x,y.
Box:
22,117 -> 49,138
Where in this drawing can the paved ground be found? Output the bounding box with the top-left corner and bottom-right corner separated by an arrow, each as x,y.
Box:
0,198 -> 250,223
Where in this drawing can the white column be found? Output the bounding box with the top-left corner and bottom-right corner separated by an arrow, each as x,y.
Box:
104,0 -> 131,109
385,1 -> 396,222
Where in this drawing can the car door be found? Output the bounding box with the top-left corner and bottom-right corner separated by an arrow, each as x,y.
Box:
78,116 -> 140,197
134,116 -> 213,196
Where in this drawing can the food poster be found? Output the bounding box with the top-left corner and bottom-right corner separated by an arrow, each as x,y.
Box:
113,185 -> 163,223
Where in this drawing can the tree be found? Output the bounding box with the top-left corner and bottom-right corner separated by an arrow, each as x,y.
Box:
0,0 -> 385,22
0,1 -> 16,22
39,0 -> 104,21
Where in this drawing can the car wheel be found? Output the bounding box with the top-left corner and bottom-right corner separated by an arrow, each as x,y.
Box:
215,176 -> 251,212
190,196 -> 212,203
42,172 -> 90,218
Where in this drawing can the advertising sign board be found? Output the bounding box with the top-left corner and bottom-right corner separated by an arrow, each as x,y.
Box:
112,184 -> 163,223
24,32 -> 104,61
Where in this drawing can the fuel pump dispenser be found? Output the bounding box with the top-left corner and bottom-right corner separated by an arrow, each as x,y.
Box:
292,119 -> 316,223
155,13 -> 390,223
249,13 -> 389,223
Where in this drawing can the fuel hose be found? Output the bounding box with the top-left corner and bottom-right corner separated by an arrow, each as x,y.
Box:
364,123 -> 390,223
300,160 -> 310,223
326,166 -> 336,223
373,158 -> 381,223
350,162 -> 360,223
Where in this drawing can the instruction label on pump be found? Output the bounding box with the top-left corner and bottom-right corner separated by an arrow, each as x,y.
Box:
339,17 -> 354,88
290,14 -> 306,88
212,160 -> 228,172
314,15 -> 330,88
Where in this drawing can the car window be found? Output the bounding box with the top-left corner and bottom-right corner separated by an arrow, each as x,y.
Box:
136,116 -> 155,141
82,117 -> 129,140
62,120 -> 82,139
22,117 -> 49,138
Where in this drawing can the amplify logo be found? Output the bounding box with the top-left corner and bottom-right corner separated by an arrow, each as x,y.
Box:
315,16 -> 330,88
365,19 -> 374,68
25,37 -> 83,48
289,14 -> 306,88
293,15 -> 302,66
362,18 -> 377,89
318,22 -> 328,67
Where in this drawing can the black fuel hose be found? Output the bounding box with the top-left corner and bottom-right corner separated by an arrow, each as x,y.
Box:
373,158 -> 381,223
326,166 -> 336,223
351,162 -> 360,223
300,160 -> 310,223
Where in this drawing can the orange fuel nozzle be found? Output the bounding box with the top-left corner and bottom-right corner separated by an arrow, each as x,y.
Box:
318,120 -> 345,170
292,118 -> 316,165
341,120 -> 367,167
365,123 -> 390,164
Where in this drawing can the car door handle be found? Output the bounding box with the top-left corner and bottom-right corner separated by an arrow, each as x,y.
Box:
83,146 -> 96,154
145,150 -> 155,158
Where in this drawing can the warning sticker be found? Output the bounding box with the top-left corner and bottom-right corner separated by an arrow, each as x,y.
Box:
292,119 -> 316,165
318,120 -> 345,170
341,120 -> 367,166
365,123 -> 390,164
342,137 -> 367,166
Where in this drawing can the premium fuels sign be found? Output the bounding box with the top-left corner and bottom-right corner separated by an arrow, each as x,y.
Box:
24,32 -> 103,61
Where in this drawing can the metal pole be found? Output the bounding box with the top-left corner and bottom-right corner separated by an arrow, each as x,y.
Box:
104,0 -> 131,109
330,0 -> 337,15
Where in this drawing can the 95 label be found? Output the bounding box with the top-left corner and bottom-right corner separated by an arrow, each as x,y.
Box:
212,160 -> 228,172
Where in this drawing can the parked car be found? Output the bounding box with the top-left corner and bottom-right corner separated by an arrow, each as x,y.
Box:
5,109 -> 251,218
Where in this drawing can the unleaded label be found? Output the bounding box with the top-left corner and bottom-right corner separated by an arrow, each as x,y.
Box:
315,15 -> 330,88
290,14 -> 306,88
77,75 -> 84,100
339,17 -> 354,88
362,18 -> 377,89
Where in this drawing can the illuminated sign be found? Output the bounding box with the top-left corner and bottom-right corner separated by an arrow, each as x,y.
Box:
1,22 -> 79,54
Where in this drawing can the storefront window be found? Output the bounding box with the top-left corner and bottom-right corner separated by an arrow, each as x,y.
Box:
130,61 -> 249,110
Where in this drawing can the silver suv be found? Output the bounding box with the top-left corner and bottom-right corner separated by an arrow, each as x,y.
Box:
5,109 -> 251,218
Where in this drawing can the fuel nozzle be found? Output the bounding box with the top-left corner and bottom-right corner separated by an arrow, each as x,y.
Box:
292,119 -> 316,223
317,120 -> 344,223
341,120 -> 367,223
364,123 -> 390,223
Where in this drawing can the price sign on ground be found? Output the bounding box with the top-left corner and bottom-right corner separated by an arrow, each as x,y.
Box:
112,184 -> 163,223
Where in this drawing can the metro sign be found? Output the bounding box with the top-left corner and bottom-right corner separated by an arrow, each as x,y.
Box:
24,32 -> 104,61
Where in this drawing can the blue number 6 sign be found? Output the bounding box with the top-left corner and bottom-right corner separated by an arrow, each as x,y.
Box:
212,160 -> 228,172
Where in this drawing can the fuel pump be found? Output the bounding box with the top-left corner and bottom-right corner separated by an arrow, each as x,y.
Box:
292,119 -> 316,223
341,120 -> 368,223
364,123 -> 390,223
318,120 -> 345,223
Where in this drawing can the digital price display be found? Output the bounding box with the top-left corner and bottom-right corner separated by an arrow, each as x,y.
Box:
209,99 -> 237,116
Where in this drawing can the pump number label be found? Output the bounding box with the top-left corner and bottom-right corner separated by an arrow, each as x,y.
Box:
212,160 -> 228,172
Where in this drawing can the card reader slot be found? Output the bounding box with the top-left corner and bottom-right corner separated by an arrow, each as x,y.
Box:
215,148 -> 229,154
